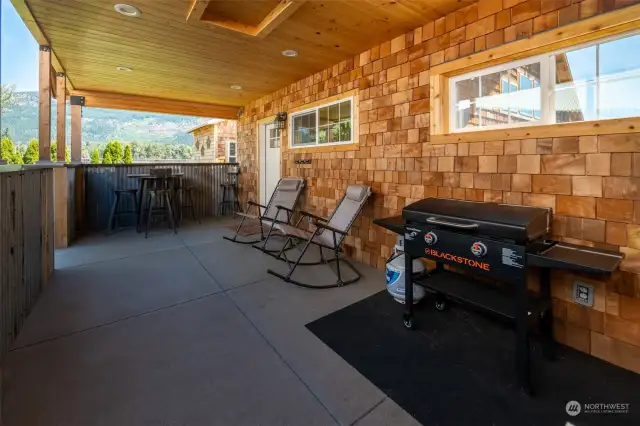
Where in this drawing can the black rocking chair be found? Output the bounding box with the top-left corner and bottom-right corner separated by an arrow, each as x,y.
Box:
267,185 -> 372,289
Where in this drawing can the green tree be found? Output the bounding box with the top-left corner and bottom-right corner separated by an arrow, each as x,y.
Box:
90,147 -> 100,164
23,139 -> 39,164
50,141 -> 71,162
123,144 -> 133,164
1,136 -> 23,164
103,140 -> 124,163
102,150 -> 114,164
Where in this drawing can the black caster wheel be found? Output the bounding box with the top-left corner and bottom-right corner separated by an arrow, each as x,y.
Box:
435,299 -> 447,311
403,314 -> 414,330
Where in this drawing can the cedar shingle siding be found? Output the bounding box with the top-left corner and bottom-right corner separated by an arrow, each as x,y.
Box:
192,120 -> 237,163
236,0 -> 640,373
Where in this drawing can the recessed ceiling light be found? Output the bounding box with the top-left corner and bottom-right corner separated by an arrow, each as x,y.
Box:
230,85 -> 242,90
114,4 -> 141,17
282,49 -> 298,57
116,65 -> 133,72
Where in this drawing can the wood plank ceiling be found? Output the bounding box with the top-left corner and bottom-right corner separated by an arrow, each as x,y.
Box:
21,0 -> 473,107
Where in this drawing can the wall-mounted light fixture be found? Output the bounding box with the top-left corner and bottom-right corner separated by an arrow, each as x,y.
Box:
273,112 -> 287,130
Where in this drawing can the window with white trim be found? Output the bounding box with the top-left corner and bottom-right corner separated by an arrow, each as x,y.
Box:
227,141 -> 237,163
290,97 -> 354,147
450,32 -> 640,132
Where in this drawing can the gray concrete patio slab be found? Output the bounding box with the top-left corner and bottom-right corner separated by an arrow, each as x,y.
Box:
227,269 -> 388,425
3,221 -> 419,426
55,228 -> 184,269
176,217 -> 239,247
13,247 -> 222,348
189,238 -> 287,289
3,294 -> 336,426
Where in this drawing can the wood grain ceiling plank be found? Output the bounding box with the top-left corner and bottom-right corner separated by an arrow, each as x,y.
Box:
57,68 -> 279,96
24,0 -> 468,105
30,1 -> 350,64
71,90 -> 239,118
38,29 -> 319,78
35,18 -> 336,67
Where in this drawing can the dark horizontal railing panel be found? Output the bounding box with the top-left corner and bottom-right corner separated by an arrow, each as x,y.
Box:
81,163 -> 238,231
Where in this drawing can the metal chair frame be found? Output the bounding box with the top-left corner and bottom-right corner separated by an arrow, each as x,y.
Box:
223,178 -> 305,245
266,187 -> 371,289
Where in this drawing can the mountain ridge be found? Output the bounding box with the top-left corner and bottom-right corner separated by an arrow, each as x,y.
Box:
1,91 -> 209,145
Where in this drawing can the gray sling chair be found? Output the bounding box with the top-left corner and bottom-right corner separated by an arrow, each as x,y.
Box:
267,184 -> 372,289
223,177 -> 305,246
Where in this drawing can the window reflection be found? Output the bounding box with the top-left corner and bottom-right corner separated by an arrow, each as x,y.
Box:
599,34 -> 640,119
292,111 -> 316,145
454,63 -> 541,130
556,34 -> 640,122
317,99 -> 351,144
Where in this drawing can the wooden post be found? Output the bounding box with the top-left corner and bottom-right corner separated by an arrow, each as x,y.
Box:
70,95 -> 84,162
53,167 -> 69,248
38,45 -> 52,162
56,73 -> 67,162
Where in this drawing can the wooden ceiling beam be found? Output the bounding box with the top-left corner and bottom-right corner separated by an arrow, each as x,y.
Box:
186,0 -> 209,22
10,0 -> 73,92
255,0 -> 306,38
70,90 -> 239,119
197,0 -> 307,38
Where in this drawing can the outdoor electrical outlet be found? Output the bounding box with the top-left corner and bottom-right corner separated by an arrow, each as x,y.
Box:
573,281 -> 594,307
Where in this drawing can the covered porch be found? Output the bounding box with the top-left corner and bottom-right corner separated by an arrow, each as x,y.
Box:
4,0 -> 640,424
3,220 -> 405,426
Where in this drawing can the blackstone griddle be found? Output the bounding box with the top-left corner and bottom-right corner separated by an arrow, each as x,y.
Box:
374,198 -> 623,395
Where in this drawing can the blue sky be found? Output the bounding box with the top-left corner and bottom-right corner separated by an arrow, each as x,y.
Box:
1,0 -> 38,91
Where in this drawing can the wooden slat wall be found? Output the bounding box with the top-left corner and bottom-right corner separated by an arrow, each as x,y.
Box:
0,168 -> 54,361
81,163 -> 236,231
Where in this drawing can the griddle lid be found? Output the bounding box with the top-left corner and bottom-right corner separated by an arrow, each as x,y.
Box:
403,198 -> 550,240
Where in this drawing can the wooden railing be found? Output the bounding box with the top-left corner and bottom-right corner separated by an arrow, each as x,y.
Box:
0,167 -> 54,359
79,163 -> 238,231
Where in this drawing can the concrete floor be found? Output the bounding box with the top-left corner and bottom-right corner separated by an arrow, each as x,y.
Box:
2,219 -> 421,426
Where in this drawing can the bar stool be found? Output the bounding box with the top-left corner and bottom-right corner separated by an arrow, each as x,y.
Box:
144,169 -> 177,238
176,184 -> 200,224
106,188 -> 139,234
219,167 -> 241,216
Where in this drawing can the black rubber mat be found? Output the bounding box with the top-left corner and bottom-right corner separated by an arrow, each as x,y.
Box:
307,291 -> 640,426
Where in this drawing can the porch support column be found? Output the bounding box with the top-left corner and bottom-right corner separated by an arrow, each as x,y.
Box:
38,45 -> 52,162
55,73 -> 67,162
53,169 -> 69,249
70,95 -> 84,162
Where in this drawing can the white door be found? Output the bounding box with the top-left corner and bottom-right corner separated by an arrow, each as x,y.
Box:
259,123 -> 281,205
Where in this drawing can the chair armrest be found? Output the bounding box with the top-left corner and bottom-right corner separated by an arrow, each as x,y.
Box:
313,221 -> 347,236
275,205 -> 295,213
300,210 -> 328,222
248,200 -> 267,209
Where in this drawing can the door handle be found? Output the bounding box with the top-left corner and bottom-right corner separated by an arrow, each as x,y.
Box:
426,217 -> 478,229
